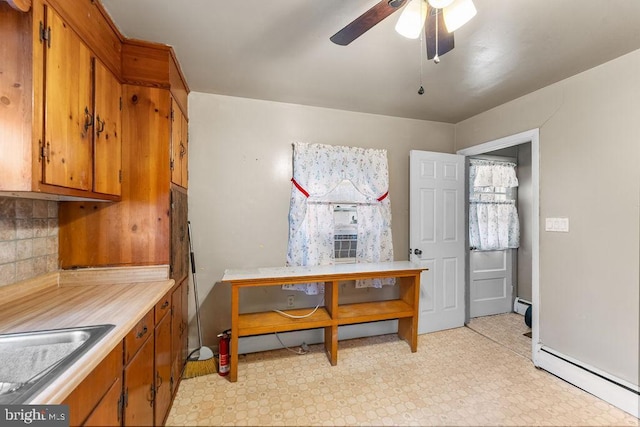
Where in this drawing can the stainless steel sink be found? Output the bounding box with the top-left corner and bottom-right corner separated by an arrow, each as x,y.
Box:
0,324 -> 115,404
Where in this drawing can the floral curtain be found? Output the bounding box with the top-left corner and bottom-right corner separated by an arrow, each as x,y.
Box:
285,142 -> 394,294
469,159 -> 520,251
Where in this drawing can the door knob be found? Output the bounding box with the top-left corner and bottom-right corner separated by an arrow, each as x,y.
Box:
414,248 -> 422,255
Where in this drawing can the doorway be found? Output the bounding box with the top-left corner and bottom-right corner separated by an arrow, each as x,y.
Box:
457,129 -> 540,358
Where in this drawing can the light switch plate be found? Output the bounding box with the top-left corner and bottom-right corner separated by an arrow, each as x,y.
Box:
545,217 -> 569,232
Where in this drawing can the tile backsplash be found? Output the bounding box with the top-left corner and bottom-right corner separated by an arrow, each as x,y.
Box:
0,197 -> 59,287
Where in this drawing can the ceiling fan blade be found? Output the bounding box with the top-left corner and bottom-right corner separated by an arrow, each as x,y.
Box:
425,6 -> 454,60
330,0 -> 408,46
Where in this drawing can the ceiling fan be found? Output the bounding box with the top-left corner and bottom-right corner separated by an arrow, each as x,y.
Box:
330,0 -> 476,62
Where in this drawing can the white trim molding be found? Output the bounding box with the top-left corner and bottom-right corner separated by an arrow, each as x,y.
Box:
457,128 -> 540,357
536,346 -> 640,418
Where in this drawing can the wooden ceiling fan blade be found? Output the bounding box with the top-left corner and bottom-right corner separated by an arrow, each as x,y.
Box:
425,6 -> 454,60
330,0 -> 407,46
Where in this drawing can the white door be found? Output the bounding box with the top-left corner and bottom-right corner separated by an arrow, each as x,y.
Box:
470,249 -> 514,317
410,151 -> 465,334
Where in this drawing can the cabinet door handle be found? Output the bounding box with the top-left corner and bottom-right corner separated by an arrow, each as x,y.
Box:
161,300 -> 169,309
179,142 -> 186,158
156,371 -> 163,388
96,115 -> 105,136
136,325 -> 148,339
84,106 -> 94,132
147,383 -> 155,406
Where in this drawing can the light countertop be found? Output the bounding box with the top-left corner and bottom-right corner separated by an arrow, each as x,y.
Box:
0,266 -> 175,404
222,260 -> 426,283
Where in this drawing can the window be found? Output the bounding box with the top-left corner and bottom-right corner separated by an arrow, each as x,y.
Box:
285,143 -> 395,294
333,204 -> 357,263
468,159 -> 520,251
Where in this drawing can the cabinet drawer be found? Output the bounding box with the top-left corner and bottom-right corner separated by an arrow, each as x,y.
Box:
154,289 -> 172,324
124,310 -> 154,364
63,343 -> 123,426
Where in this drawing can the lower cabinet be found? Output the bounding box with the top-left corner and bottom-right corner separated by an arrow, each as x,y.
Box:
65,282 -> 188,426
63,344 -> 123,426
123,311 -> 155,426
154,292 -> 173,425
170,278 -> 188,395
83,377 -> 122,427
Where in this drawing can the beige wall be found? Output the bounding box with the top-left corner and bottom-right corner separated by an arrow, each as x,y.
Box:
455,49 -> 640,385
187,92 -> 455,349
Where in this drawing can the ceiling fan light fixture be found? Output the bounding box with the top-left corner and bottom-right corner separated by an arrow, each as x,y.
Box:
443,0 -> 477,32
395,0 -> 428,39
427,0 -> 454,9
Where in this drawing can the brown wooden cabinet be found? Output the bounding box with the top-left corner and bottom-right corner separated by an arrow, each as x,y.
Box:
123,311 -> 155,426
93,58 -> 123,196
59,84 -> 188,277
62,343 -> 123,426
42,5 -> 93,191
83,377 -> 122,427
154,290 -> 173,425
170,98 -> 188,189
0,0 -> 122,200
168,279 -> 189,396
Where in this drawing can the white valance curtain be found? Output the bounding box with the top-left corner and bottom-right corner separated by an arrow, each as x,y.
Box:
285,142 -> 394,295
469,159 -> 520,251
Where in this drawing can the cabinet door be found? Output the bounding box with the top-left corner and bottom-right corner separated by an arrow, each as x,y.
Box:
170,98 -> 187,187
180,112 -> 188,187
170,280 -> 183,394
43,6 -> 93,190
180,278 -> 189,366
170,186 -> 188,282
170,98 -> 180,186
124,334 -> 154,426
62,343 -> 122,426
93,58 -> 122,196
154,312 -> 172,425
83,377 -> 122,427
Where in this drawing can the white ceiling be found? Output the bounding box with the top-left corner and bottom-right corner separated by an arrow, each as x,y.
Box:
101,0 -> 640,123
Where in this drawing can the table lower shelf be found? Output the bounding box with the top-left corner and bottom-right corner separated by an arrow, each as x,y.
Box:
337,300 -> 414,325
238,307 -> 332,336
237,299 -> 414,337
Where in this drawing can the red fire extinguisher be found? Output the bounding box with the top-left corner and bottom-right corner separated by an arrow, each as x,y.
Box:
217,330 -> 231,376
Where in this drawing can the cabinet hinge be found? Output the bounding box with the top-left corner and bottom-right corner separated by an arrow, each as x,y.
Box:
39,141 -> 50,163
171,109 -> 174,121
119,97 -> 123,111
117,392 -> 124,423
170,159 -> 174,171
123,388 -> 128,408
119,170 -> 123,183
39,22 -> 51,47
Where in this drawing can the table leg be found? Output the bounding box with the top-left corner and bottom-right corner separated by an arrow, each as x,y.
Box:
230,285 -> 239,382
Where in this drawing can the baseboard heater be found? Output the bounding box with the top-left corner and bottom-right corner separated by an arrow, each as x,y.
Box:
513,297 -> 531,315
541,348 -> 639,395
536,345 -> 639,418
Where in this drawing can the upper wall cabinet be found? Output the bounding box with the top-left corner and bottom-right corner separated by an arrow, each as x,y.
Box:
0,0 -> 122,200
93,59 -> 123,196
42,7 -> 93,191
171,98 -> 188,189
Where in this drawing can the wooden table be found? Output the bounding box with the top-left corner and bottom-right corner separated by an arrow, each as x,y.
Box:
222,261 -> 427,382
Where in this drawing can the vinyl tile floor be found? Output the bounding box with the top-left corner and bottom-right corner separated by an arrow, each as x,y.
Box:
167,314 -> 639,426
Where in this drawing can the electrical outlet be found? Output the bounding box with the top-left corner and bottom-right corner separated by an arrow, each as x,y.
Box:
287,295 -> 295,307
